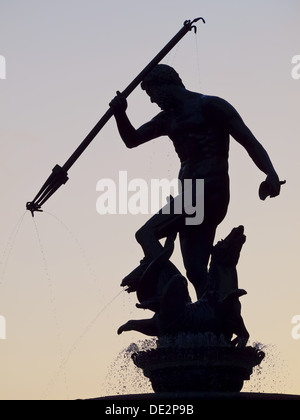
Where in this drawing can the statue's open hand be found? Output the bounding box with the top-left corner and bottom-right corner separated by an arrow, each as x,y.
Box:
109,91 -> 128,114
259,174 -> 286,200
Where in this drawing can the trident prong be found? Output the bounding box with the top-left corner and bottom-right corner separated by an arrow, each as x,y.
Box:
184,17 -> 206,34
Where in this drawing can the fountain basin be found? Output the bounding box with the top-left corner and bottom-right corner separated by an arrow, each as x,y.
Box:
132,344 -> 265,393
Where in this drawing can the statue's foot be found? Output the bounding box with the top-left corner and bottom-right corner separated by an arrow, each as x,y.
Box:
136,297 -> 160,312
117,321 -> 132,335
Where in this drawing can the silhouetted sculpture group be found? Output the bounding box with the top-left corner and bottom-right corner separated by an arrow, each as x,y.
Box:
110,64 -> 284,348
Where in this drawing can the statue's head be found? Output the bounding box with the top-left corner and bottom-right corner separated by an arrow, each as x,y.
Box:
141,64 -> 185,111
141,64 -> 185,90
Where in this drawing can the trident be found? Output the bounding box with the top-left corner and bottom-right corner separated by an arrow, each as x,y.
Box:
26,18 -> 205,217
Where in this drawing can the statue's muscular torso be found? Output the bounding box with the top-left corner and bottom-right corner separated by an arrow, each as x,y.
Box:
140,93 -> 231,180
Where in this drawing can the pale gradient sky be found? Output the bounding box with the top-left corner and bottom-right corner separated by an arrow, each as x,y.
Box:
0,0 -> 300,400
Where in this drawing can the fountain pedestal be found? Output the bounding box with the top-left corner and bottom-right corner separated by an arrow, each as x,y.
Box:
132,336 -> 265,393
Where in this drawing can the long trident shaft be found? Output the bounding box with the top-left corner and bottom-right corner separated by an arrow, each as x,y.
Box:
26,17 -> 205,216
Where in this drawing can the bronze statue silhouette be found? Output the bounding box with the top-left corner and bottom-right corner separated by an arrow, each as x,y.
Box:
110,64 -> 284,300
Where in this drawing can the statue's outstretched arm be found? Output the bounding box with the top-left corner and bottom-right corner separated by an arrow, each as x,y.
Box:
211,97 -> 284,200
110,91 -> 165,148
229,114 -> 285,199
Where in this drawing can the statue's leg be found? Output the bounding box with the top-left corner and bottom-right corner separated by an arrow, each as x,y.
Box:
178,175 -> 230,299
179,221 -> 216,299
135,180 -> 200,259
135,202 -> 184,260
135,175 -> 229,300
180,174 -> 230,299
